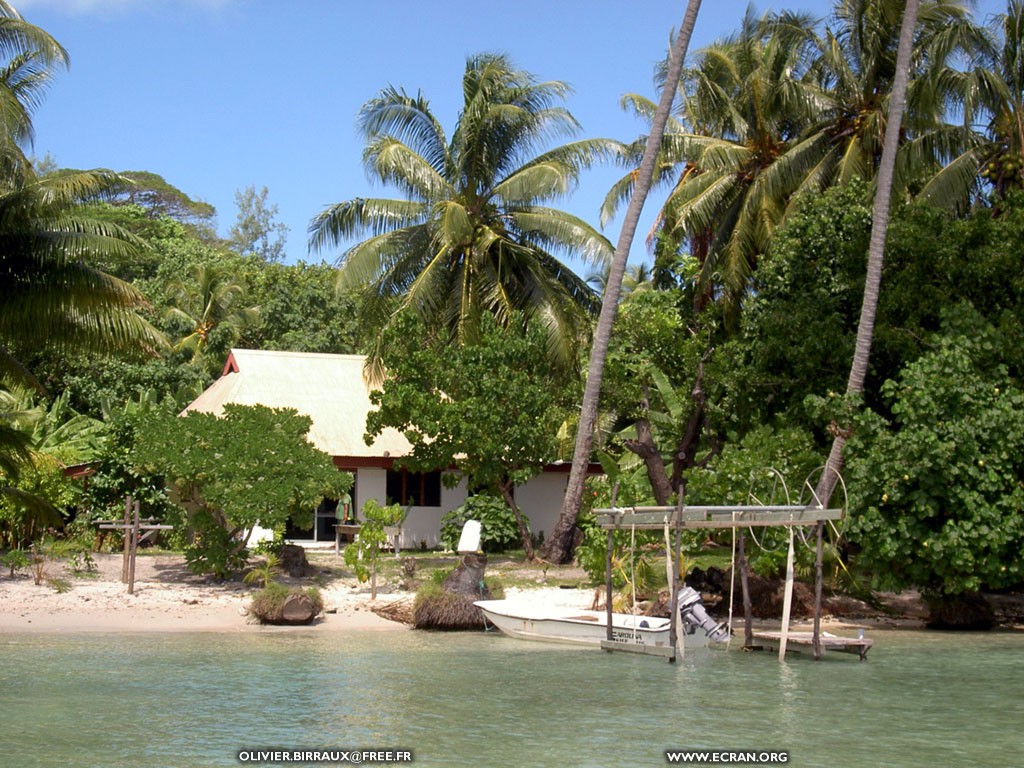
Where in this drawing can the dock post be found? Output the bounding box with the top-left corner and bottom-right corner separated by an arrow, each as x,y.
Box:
120,496 -> 131,584
778,527 -> 795,661
812,521 -> 824,660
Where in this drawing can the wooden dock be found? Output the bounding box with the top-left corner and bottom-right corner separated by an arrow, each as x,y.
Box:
749,631 -> 874,660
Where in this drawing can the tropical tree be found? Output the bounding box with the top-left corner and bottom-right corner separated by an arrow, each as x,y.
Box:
609,0 -> 983,309
817,0 -> 921,507
605,8 -> 820,312
544,1 -> 703,564
163,262 -> 260,370
309,52 -> 617,378
0,170 -> 167,390
365,312 -> 573,560
230,184 -> 288,262
925,0 -> 1024,206
804,0 -> 985,207
0,0 -> 69,181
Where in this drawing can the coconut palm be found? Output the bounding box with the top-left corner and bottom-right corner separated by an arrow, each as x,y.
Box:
586,262 -> 654,298
605,9 -> 822,312
818,0 -> 922,507
309,53 -> 618,376
164,263 -> 260,364
608,0 -> 984,309
922,0 -> 1024,206
0,170 -> 167,389
542,1 -> 703,564
801,0 -> 985,206
0,1 -> 69,182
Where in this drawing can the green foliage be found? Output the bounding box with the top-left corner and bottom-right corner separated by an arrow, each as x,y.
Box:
135,403 -> 351,577
184,509 -> 249,579
3,548 -> 29,577
242,552 -> 280,588
685,425 -> 823,507
367,312 -> 571,496
574,520 -> 656,608
229,185 -> 289,263
343,499 -> 405,585
0,452 -> 79,548
81,394 -> 178,534
684,424 -> 824,576
239,260 -> 363,355
439,495 -> 520,553
732,188 -> 1024,434
845,328 -> 1024,597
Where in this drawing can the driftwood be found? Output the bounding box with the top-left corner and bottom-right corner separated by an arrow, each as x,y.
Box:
413,553 -> 492,630
279,544 -> 314,578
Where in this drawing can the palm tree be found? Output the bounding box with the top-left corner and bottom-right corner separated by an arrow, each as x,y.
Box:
817,0 -> 921,507
164,263 -> 260,364
801,0 -> 984,206
308,53 -> 618,377
586,262 -> 654,298
0,1 -> 69,182
542,1 -> 704,565
605,9 -> 822,314
0,170 -> 167,389
608,1 -> 983,310
922,0 -> 1024,206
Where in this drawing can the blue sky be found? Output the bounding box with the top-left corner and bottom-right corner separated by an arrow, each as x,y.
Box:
19,0 -> 1005,275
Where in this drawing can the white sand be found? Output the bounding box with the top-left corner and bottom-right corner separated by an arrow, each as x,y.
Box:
0,553 -> 409,634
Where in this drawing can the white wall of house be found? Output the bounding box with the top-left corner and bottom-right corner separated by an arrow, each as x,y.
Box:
516,471 -> 570,543
354,468 -> 567,550
272,466 -> 572,551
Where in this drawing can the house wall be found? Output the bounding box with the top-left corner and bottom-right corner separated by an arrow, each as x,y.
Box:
353,469 -> 567,550
273,466 -> 573,551
516,471 -> 570,542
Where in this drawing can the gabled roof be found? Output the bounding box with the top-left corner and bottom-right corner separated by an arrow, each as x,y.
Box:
183,349 -> 411,459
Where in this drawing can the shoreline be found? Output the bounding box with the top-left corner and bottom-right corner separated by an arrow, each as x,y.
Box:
3,552 -> 1019,636
0,552 -> 410,635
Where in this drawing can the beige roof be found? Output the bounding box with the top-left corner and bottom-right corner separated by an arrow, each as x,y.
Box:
183,349 -> 411,459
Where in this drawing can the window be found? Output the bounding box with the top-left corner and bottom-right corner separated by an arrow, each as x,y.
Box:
386,468 -> 441,507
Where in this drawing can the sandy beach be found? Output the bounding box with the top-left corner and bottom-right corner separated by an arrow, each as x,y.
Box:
4,550 -> 1019,635
0,552 -> 413,634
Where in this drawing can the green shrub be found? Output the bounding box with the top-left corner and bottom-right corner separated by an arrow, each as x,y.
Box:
2,549 -> 29,577
439,495 -> 520,552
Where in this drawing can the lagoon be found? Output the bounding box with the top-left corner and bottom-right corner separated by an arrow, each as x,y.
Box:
1,629 -> 1021,768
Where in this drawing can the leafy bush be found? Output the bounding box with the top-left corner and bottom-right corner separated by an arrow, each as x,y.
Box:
439,495 -> 520,552
845,328 -> 1024,597
343,499 -> 405,586
184,510 -> 249,580
575,519 -> 656,597
2,549 -> 29,577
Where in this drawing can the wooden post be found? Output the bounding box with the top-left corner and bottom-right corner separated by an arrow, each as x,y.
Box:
738,529 -> 753,649
121,496 -> 132,584
778,527 -> 796,661
666,519 -> 678,663
605,528 -> 614,644
127,499 -> 141,595
812,521 -> 825,660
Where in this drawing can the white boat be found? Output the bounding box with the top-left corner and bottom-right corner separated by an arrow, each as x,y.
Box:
474,599 -> 710,650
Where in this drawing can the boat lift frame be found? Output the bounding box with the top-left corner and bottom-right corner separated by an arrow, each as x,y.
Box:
593,503 -> 845,662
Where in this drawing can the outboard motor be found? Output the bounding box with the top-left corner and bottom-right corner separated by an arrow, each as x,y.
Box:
679,586 -> 731,642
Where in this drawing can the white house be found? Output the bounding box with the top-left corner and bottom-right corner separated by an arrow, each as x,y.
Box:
183,349 -> 584,549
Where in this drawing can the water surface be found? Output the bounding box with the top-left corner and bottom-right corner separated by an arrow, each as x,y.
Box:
1,629 -> 1020,767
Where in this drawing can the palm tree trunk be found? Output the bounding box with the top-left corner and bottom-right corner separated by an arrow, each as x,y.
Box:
815,0 -> 920,507
541,0 -> 703,564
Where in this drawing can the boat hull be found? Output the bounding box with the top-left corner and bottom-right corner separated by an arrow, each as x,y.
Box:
474,599 -> 708,649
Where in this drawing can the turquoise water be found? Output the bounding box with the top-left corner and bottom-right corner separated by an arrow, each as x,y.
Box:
0,629 -> 1021,768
